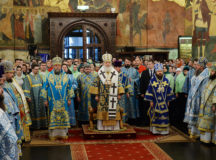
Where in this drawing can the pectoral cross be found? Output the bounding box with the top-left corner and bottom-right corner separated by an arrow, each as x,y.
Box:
110,71 -> 116,79
157,84 -> 164,93
110,98 -> 116,108
100,70 -> 106,79
111,83 -> 117,94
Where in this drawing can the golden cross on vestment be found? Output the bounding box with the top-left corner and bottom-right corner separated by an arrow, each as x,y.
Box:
152,81 -> 158,87
162,81 -> 168,86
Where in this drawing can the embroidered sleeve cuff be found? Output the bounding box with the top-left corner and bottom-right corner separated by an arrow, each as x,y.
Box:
144,92 -> 154,101
68,92 -> 75,99
41,89 -> 48,100
213,98 -> 216,104
24,90 -> 30,93
118,87 -> 125,94
144,98 -> 153,102
90,86 -> 99,95
125,84 -> 131,89
145,92 -> 154,97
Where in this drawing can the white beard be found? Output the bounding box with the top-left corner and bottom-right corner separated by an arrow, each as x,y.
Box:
104,66 -> 112,73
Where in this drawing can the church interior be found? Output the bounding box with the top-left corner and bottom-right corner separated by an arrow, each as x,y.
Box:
1,0 -> 216,160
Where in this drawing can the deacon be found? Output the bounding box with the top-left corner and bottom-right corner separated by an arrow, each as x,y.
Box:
114,60 -> 132,122
198,65 -> 216,144
184,57 -> 209,139
90,52 -> 125,131
39,62 -> 49,82
121,57 -> 140,122
77,64 -> 95,125
41,57 -> 74,140
1,61 -> 31,142
144,63 -> 175,135
23,63 -> 48,129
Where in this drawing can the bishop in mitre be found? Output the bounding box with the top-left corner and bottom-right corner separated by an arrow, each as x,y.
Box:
144,63 -> 175,135
90,52 -> 125,130
41,56 -> 74,140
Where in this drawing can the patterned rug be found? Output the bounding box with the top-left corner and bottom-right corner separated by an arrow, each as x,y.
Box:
70,143 -> 173,160
31,126 -> 189,145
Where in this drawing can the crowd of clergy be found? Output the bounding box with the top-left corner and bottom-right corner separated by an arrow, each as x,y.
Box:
0,54 -> 216,159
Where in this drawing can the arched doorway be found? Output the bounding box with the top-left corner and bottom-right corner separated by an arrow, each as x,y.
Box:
63,24 -> 104,61
49,13 -> 118,60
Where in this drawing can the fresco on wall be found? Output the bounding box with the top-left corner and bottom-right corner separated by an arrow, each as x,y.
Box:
0,0 -> 194,52
14,0 -> 43,6
0,0 -> 60,48
184,1 -> 193,36
147,0 -> 189,48
0,0 -> 13,47
116,0 -> 149,47
191,0 -> 216,62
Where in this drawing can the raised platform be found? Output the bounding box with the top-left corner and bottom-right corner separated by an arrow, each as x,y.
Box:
82,124 -> 136,139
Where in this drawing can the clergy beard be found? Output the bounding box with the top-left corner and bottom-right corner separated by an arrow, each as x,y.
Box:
125,65 -> 130,68
6,78 -> 13,83
195,69 -> 202,77
104,66 -> 112,72
54,70 -> 61,75
209,74 -> 216,80
156,74 -> 163,80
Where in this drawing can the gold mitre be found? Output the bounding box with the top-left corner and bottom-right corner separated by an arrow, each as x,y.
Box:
52,56 -> 62,65
102,52 -> 112,62
0,60 -> 13,73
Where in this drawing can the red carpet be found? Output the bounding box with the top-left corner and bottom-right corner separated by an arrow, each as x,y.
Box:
70,143 -> 172,160
34,127 -> 177,144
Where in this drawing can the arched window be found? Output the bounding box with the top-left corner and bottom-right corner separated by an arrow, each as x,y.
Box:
63,25 -> 104,61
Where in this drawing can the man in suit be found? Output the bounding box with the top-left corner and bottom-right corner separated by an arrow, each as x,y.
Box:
139,60 -> 155,126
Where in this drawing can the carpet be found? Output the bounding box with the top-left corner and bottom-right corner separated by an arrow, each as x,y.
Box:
32,127 -> 183,145
70,143 -> 173,160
